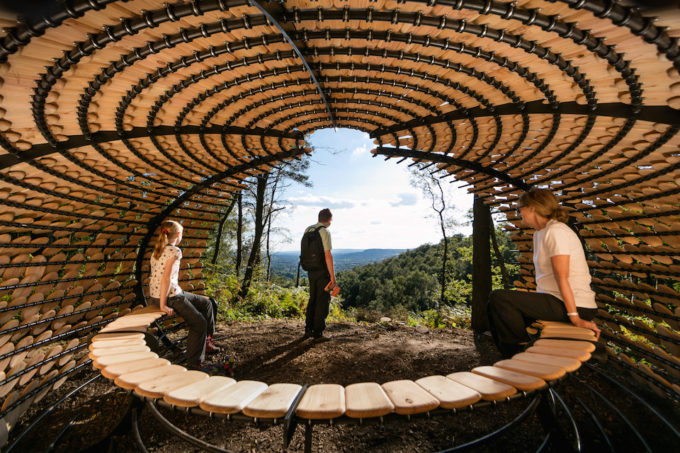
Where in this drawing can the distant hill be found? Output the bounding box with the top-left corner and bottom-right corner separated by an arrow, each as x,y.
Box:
270,248 -> 406,279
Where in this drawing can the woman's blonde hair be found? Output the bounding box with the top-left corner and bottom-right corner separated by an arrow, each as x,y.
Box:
152,220 -> 183,259
518,188 -> 569,223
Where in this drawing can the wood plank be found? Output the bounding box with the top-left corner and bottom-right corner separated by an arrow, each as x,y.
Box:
534,339 -> 596,353
164,376 -> 236,408
472,366 -> 546,392
115,365 -> 187,390
513,352 -> 582,372
344,382 -> 395,418
446,372 -> 517,401
494,359 -> 567,381
92,351 -> 158,369
415,375 -> 482,409
88,344 -> 149,359
200,380 -> 268,414
136,370 -> 209,399
92,332 -> 144,342
242,383 -> 303,419
101,358 -> 170,379
525,345 -> 591,362
295,384 -> 346,419
88,338 -> 145,351
381,380 -> 440,415
540,331 -> 597,341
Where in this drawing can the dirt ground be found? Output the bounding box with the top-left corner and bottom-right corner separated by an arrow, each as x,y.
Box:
7,320 -> 679,452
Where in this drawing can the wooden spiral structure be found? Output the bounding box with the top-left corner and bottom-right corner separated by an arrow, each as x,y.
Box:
0,0 -> 678,445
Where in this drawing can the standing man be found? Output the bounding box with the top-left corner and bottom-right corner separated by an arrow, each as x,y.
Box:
303,208 -> 336,341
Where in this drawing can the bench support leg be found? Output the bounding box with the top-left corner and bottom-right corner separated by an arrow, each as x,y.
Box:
304,423 -> 313,453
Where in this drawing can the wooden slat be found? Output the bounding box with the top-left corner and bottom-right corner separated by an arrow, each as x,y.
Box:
200,380 -> 268,414
164,376 -> 237,408
92,332 -> 144,342
242,383 -> 303,419
115,365 -> 186,390
88,344 -> 149,358
525,345 -> 592,362
135,370 -> 208,399
295,384 -> 346,419
534,339 -> 596,352
472,366 -> 546,392
101,358 -> 171,379
88,338 -> 145,351
494,359 -> 567,381
513,352 -> 582,372
381,380 -> 440,415
415,375 -> 482,409
344,382 -> 395,418
92,351 -> 158,369
446,372 -> 517,401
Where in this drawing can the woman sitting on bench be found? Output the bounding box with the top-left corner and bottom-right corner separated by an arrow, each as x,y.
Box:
148,220 -> 232,375
487,189 -> 601,358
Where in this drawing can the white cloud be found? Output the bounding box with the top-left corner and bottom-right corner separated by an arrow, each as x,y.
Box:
390,193 -> 418,207
351,144 -> 368,157
290,195 -> 355,209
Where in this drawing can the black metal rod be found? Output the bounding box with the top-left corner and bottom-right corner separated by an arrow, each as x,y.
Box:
5,373 -> 101,453
247,0 -> 336,129
145,400 -> 235,453
549,388 -> 581,452
436,393 -> 542,452
574,396 -> 615,453
131,406 -> 149,453
45,413 -> 80,453
575,376 -> 653,452
584,363 -> 680,438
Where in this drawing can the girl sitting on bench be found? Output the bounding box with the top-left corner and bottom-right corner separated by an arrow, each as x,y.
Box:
148,220 -> 232,375
487,189 -> 601,358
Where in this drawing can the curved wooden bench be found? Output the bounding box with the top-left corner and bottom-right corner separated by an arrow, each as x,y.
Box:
89,307 -> 598,451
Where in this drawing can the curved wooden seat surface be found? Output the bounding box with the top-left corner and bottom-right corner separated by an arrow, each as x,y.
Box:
115,364 -> 187,390
526,345 -> 592,362
494,359 -> 567,381
415,375 -> 482,409
472,366 -> 546,392
243,383 -> 303,419
344,382 -> 395,418
534,338 -> 596,353
164,376 -> 236,408
136,370 -> 208,399
295,384 -> 346,419
382,380 -> 440,415
512,352 -> 582,372
90,310 -> 597,424
101,358 -> 171,379
200,380 -> 268,414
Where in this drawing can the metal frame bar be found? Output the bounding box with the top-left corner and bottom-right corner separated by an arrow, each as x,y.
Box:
144,400 -> 236,453
247,0 -> 336,129
373,146 -> 530,190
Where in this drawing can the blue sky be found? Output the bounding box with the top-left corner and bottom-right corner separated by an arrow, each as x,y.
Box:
273,128 -> 473,251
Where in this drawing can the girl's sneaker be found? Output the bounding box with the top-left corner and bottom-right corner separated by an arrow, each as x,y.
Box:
205,335 -> 221,354
190,359 -> 234,377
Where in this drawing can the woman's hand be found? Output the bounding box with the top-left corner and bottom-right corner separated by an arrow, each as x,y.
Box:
569,316 -> 600,339
161,305 -> 174,316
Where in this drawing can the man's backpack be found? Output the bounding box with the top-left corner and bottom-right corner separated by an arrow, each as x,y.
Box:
300,226 -> 326,272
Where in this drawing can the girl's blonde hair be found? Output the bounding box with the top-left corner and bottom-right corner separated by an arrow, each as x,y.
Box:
152,220 -> 183,259
518,188 -> 569,223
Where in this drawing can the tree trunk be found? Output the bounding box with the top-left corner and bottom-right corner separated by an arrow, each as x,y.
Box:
265,170 -> 281,282
471,195 -> 492,333
211,197 -> 236,265
239,174 -> 268,299
235,192 -> 243,276
438,210 -> 448,309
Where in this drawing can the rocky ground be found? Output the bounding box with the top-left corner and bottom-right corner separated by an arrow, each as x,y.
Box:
7,320 -> 679,452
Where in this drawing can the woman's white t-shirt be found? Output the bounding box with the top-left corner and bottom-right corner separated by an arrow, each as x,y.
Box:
149,245 -> 183,299
533,220 -> 597,309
